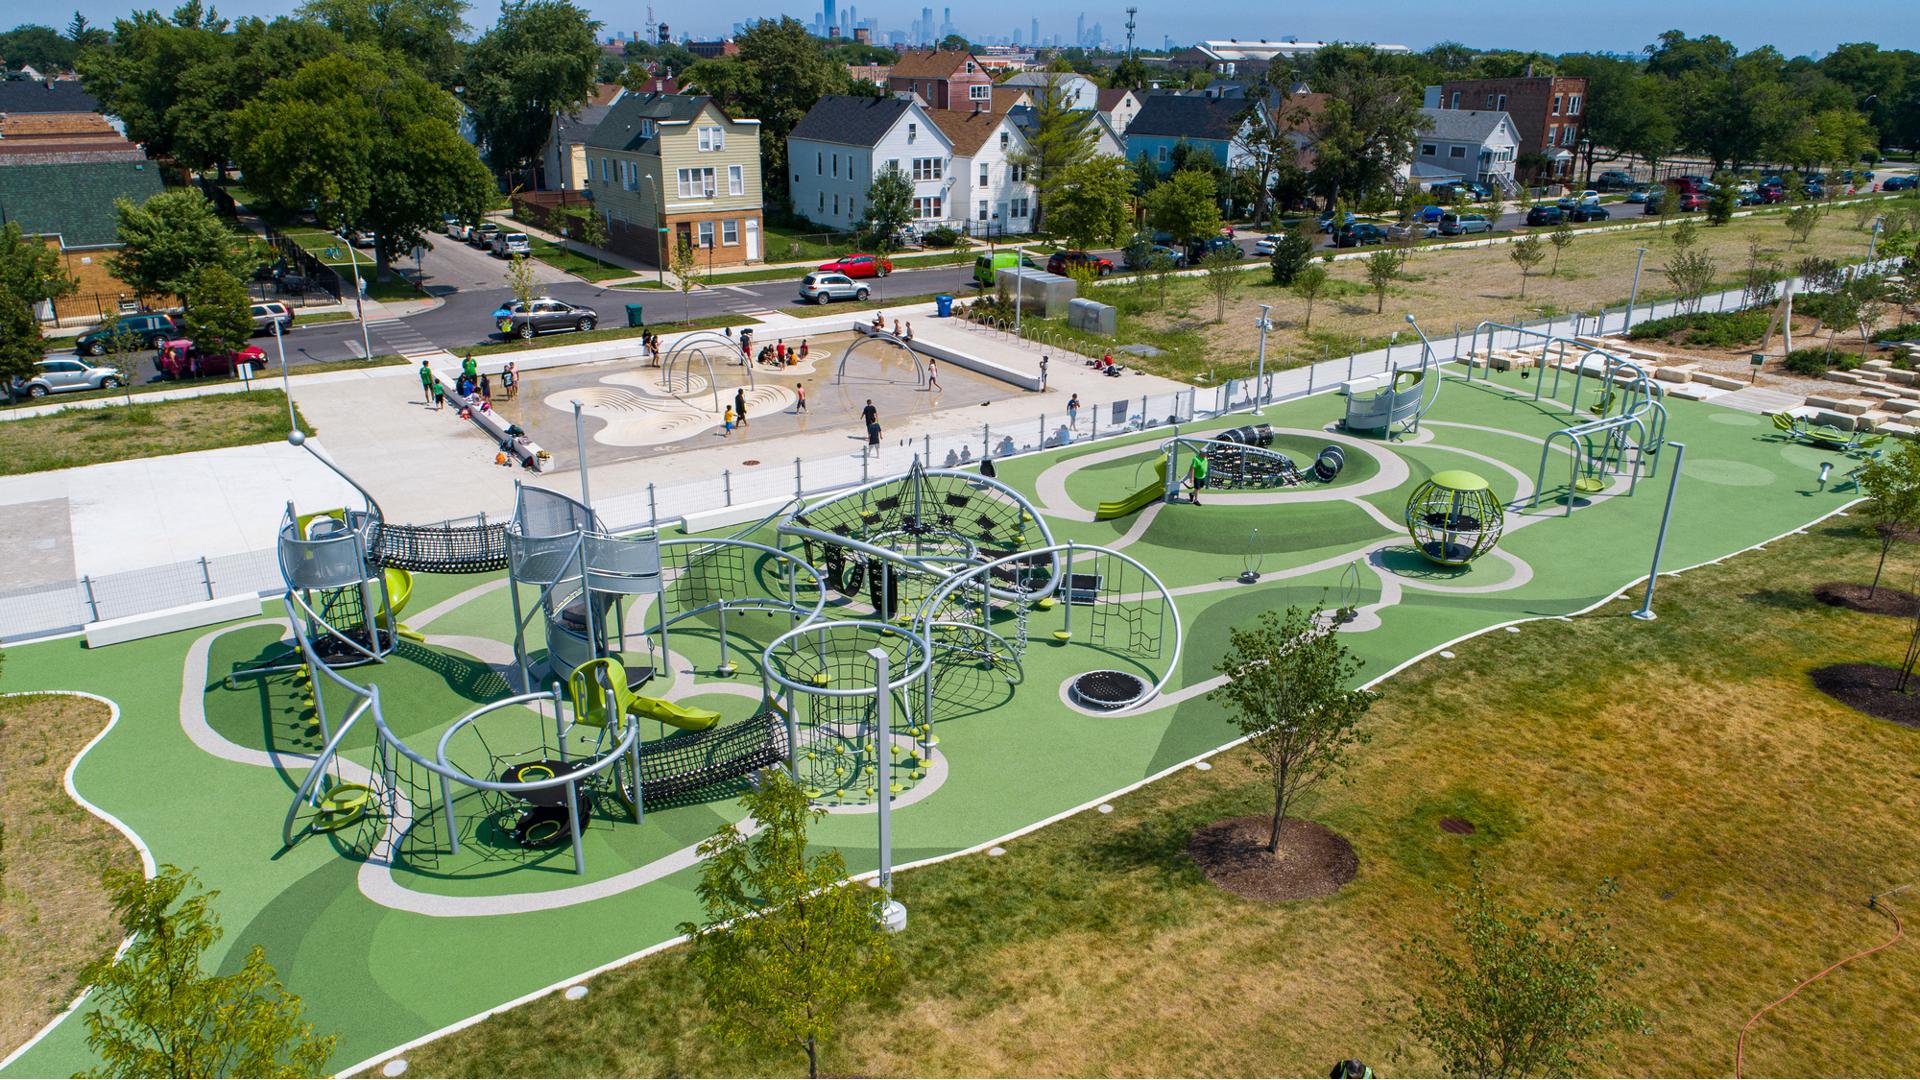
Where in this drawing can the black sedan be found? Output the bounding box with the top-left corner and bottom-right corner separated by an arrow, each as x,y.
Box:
1332,223 -> 1390,248
1525,205 -> 1566,226
1567,204 -> 1611,222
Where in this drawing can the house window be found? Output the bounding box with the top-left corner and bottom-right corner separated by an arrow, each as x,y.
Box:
888,158 -> 900,174
1010,196 -> 1029,217
1156,146 -> 1167,162
912,157 -> 943,181
677,167 -> 716,198
832,154 -> 838,178
1421,143 -> 1437,157
1551,94 -> 1562,115
907,122 -> 917,143
1010,163 -> 1026,182
817,151 -> 823,175
639,119 -> 655,139
819,191 -> 825,211
978,199 -> 989,220
999,131 -> 1009,150
722,219 -> 739,245
1568,93 -> 1582,116
965,61 -> 975,73
697,126 -> 725,151
1546,125 -> 1558,147
970,84 -> 990,101
911,196 -> 943,219
1563,125 -> 1577,147
728,165 -> 744,195
1449,145 -> 1465,159
833,194 -> 840,215
979,163 -> 989,185
1449,91 -> 1461,109
1484,94 -> 1494,108
698,220 -> 714,247
1496,94 -> 1507,111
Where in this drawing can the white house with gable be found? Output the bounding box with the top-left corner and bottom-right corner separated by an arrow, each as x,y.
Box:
926,107 -> 1034,235
787,94 -> 956,233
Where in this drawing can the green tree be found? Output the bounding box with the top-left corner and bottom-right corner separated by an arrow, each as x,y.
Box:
1047,157 -> 1133,252
858,166 -> 914,252
102,322 -> 147,405
1547,222 -> 1574,276
1292,262 -> 1330,330
506,251 -> 540,310
1199,247 -> 1241,323
1295,44 -> 1428,208
1508,234 -> 1545,297
296,0 -> 468,82
1268,222 -> 1316,285
460,0 -> 602,185
0,220 -> 79,311
0,286 -> 44,402
1144,168 -> 1222,249
1855,438 -> 1920,598
680,771 -> 897,1079
1394,869 -> 1647,1078
1663,250 -> 1718,315
1706,172 -> 1738,224
1363,247 -> 1399,314
1007,73 -> 1097,233
1671,217 -> 1699,252
0,23 -> 80,70
233,53 -> 494,277
79,866 -> 336,1078
108,189 -> 251,301
671,237 -> 700,320
1209,605 -> 1374,852
1785,204 -> 1822,246
682,17 -> 854,213
1130,151 -> 1160,197
182,266 -> 253,356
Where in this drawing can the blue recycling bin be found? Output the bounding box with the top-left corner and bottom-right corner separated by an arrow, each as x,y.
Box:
935,294 -> 954,318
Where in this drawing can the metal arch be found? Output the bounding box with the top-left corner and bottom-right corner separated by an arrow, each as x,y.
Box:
1160,434 -> 1303,488
662,330 -> 757,413
835,329 -> 926,387
914,542 -> 1184,711
762,618 -> 935,699
1531,411 -> 1650,517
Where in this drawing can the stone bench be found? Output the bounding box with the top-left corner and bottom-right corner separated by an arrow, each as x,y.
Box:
1653,364 -> 1698,384
1695,372 -> 1747,391
1824,371 -> 1863,385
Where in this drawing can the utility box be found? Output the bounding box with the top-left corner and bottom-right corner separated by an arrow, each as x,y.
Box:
1068,298 -> 1117,336
995,267 -> 1075,319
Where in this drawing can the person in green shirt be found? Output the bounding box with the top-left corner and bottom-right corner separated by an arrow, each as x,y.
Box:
1189,451 -> 1209,505
417,361 -> 434,404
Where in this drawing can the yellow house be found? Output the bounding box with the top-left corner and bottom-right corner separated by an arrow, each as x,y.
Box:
585,93 -> 764,268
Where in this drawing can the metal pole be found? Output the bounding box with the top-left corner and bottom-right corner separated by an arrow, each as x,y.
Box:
1060,542 -> 1075,639
1631,441 -> 1686,621
1626,246 -> 1647,332
271,316 -> 295,431
1252,303 -> 1272,416
647,482 -> 657,525
571,401 -> 592,509
794,457 -> 803,497
81,574 -> 99,621
1014,246 -> 1024,338
723,468 -> 733,505
344,235 -> 373,362
867,646 -> 906,933
199,556 -> 213,600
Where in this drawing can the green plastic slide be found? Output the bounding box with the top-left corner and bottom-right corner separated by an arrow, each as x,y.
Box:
630,695 -> 721,732
1095,459 -> 1168,521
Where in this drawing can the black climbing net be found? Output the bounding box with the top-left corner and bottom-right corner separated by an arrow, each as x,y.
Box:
374,522 -> 511,573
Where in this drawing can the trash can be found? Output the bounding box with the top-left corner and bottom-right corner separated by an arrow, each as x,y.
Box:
625,303 -> 645,327
935,294 -> 954,318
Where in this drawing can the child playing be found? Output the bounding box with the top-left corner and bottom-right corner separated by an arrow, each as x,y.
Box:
722,406 -> 736,437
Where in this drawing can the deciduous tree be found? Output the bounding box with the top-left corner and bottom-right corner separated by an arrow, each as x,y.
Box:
1144,168 -> 1222,250
1509,234 -> 1545,297
296,0 -> 468,82
183,266 -> 254,356
1856,438 -> 1920,598
1047,157 -> 1133,252
0,221 -> 78,311
1199,247 -> 1241,323
460,0 -> 602,185
108,189 -> 252,301
857,166 -> 913,252
682,17 -> 855,213
0,287 -> 43,402
1548,222 -> 1575,276
1292,262 -> 1330,330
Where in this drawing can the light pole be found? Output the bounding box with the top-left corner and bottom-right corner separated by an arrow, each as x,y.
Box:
867,646 -> 907,933
1626,245 -> 1648,332
1252,303 -> 1272,415
1013,242 -> 1025,337
271,315 -> 294,431
1867,216 -> 1884,265
1632,440 -> 1686,621
336,229 -> 373,362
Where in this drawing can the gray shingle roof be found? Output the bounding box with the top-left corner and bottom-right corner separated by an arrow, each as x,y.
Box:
789,95 -> 913,148
553,103 -> 614,146
586,93 -> 714,152
0,79 -> 99,115
1127,94 -> 1244,143
1417,107 -> 1510,144
0,159 -> 163,248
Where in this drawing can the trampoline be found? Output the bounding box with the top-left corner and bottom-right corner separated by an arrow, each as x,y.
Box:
1070,670 -> 1150,711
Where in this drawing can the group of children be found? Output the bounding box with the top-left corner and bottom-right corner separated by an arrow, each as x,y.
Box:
754,339 -> 809,368
419,357 -> 517,412
869,313 -> 915,341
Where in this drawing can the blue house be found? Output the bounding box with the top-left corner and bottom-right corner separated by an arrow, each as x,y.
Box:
1124,94 -> 1251,175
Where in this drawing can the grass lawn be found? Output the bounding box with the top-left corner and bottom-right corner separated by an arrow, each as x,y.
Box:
278,229 -> 425,303
523,240 -> 634,284
1076,201 -> 1909,383
293,310 -> 360,327
0,695 -> 143,1054
385,521 -> 1920,1078
758,223 -> 859,264
0,391 -> 311,475
464,316 -> 754,358
706,251 -> 977,286
1,357 -> 405,413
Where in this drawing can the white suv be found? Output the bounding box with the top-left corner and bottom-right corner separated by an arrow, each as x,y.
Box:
798,272 -> 869,305
10,358 -> 125,399
492,232 -> 532,258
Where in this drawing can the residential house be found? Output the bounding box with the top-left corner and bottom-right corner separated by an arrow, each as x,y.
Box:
0,158 -> 164,320
1095,87 -> 1142,134
625,70 -> 679,95
998,70 -> 1098,110
847,63 -> 891,86
0,112 -> 143,165
537,83 -> 624,192
1412,107 -> 1520,191
925,107 -> 1033,235
885,49 -> 993,112
1433,73 -> 1586,179
0,78 -> 104,119
1124,93 -> 1254,174
684,39 -> 738,59
787,94 -> 955,233
989,86 -> 1031,113
585,92 -> 764,267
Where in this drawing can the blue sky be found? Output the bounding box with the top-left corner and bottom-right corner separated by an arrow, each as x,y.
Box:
54,0 -> 1918,56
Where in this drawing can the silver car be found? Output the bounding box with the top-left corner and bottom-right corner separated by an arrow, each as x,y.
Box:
11,357 -> 126,399
798,272 -> 869,305
492,231 -> 531,258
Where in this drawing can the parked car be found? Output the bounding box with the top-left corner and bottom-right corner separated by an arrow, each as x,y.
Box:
1332,223 -> 1389,248
345,229 -> 376,248
1123,243 -> 1187,269
1754,187 -> 1786,203
1187,235 -> 1244,261
1625,185 -> 1655,203
9,357 -> 125,398
818,253 -> 893,278
973,250 -> 1041,285
1252,233 -> 1284,255
1884,175 -> 1917,191
441,215 -> 460,234
1046,250 -> 1115,277
1556,189 -> 1600,207
1595,170 -> 1636,190
1676,192 -> 1707,212
1525,205 -> 1566,226
155,339 -> 267,380
75,312 -> 180,356
249,301 -> 294,335
1568,203 -> 1611,222
448,220 -> 474,241
1803,181 -> 1827,198
469,223 -> 501,248
798,272 -> 869,305
1388,221 -> 1438,240
491,297 -> 599,338
1438,213 -> 1492,235
1317,210 -> 1358,233
1736,190 -> 1766,206
1669,175 -> 1711,193
491,231 -> 531,258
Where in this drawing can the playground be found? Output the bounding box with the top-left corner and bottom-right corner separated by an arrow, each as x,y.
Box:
0,328 -> 1889,1076
492,330 -> 1024,464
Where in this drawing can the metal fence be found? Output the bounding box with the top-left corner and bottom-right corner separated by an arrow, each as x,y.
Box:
1,260 -> 1903,643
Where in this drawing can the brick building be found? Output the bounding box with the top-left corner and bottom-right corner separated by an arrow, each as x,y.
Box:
1433,74 -> 1587,180
885,49 -> 993,112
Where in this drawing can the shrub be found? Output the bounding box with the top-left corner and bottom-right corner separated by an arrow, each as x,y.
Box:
1872,322 -> 1920,343
1626,309 -> 1772,348
923,225 -> 960,248
1783,347 -> 1864,376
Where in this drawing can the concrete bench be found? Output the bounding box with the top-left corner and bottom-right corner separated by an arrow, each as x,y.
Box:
1812,409 -> 1862,431
1823,371 -> 1863,384
1694,372 -> 1747,390
1806,394 -> 1852,410
1653,364 -> 1697,384
87,593 -> 264,648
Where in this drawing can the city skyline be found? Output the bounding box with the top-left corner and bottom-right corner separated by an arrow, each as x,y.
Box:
37,0 -> 1920,55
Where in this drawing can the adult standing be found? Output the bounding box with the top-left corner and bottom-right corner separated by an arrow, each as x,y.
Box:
1039,355 -> 1049,392
1067,393 -> 1080,431
794,384 -> 807,413
734,387 -> 748,429
418,360 -> 434,404
926,358 -> 940,392
1188,450 -> 1209,506
861,398 -> 877,429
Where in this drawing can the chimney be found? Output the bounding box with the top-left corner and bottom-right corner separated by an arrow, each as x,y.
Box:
1525,61 -> 1534,78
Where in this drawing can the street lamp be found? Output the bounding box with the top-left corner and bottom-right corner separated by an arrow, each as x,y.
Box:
1867,216 -> 1885,264
1252,303 -> 1273,415
335,227 -> 374,362
1626,245 -> 1648,332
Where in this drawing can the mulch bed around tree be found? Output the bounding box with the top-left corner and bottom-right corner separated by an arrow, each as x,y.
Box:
1187,816 -> 1358,902
1813,582 -> 1920,618
1810,663 -> 1920,728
